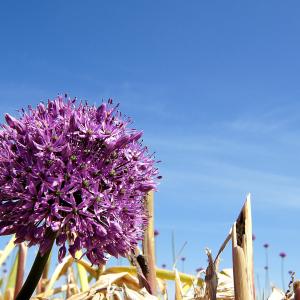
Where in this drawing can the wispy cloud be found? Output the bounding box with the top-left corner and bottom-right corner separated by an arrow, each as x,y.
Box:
162,160 -> 300,208
223,103 -> 300,135
148,104 -> 300,210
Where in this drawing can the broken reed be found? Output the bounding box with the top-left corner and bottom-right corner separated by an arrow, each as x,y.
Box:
232,194 -> 255,300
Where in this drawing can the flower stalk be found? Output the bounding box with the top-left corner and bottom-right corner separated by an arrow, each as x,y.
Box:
263,243 -> 270,299
279,252 -> 287,291
15,235 -> 55,300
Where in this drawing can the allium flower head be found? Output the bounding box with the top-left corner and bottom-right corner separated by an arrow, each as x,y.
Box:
279,252 -> 286,258
154,229 -> 159,237
0,96 -> 159,265
263,243 -> 269,248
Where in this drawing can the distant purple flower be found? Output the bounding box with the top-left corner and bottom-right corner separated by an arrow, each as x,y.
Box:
264,266 -> 268,270
181,257 -> 186,261
252,234 -> 256,241
162,264 -> 166,268
263,243 -> 269,248
154,229 -> 159,237
280,252 -> 287,289
279,252 -> 286,258
0,97 -> 159,265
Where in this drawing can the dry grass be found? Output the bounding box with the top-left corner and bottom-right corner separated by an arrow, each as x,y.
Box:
0,194 -> 292,300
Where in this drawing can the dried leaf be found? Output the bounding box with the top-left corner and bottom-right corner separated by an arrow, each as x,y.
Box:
76,251 -> 89,292
0,236 -> 15,267
32,284 -> 77,300
104,266 -> 203,286
3,288 -> 13,300
44,255 -> 74,292
175,269 -> 183,300
77,259 -> 99,278
5,251 -> 18,292
124,284 -> 158,300
268,287 -> 285,300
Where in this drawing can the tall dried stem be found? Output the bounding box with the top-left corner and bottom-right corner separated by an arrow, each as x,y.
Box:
232,194 -> 255,300
142,191 -> 157,295
14,243 -> 27,299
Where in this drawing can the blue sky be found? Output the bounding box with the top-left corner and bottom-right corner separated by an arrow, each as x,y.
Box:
0,0 -> 300,293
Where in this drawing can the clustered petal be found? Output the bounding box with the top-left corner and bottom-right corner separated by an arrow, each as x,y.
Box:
0,96 -> 159,265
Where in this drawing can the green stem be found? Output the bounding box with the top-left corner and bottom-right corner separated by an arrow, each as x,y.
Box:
15,236 -> 55,300
281,258 -> 285,291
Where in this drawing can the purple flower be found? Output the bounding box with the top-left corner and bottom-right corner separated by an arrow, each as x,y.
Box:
263,243 -> 269,248
162,264 -> 166,268
0,96 -> 159,265
264,266 -> 268,270
181,257 -> 186,262
252,234 -> 256,241
279,252 -> 286,258
154,229 -> 159,237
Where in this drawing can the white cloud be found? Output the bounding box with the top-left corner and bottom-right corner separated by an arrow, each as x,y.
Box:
160,157 -> 300,209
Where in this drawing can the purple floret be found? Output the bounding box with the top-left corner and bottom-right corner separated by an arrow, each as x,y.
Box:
0,96 -> 159,265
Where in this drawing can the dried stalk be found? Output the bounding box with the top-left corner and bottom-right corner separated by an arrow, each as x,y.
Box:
128,247 -> 152,293
175,269 -> 183,300
204,249 -> 218,300
232,224 -> 250,300
243,194 -> 255,299
142,191 -> 157,295
13,243 -> 27,300
294,281 -> 300,300
232,194 -> 254,300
